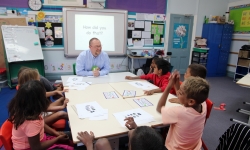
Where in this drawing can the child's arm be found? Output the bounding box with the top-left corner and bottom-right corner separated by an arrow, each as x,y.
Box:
77,131 -> 95,150
156,73 -> 176,113
144,88 -> 162,95
124,117 -> 137,130
173,71 -> 181,91
47,99 -> 69,112
46,91 -> 64,97
125,76 -> 140,80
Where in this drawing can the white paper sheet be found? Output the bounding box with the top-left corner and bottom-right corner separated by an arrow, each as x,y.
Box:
75,101 -> 105,119
133,98 -> 153,107
134,21 -> 144,28
67,77 -> 83,82
38,27 -> 45,38
128,81 -> 156,90
133,41 -> 143,47
113,108 -> 155,127
103,91 -> 119,99
142,31 -> 151,38
128,20 -> 135,30
145,21 -> 152,31
66,81 -> 89,90
123,90 -> 136,97
132,31 -> 141,38
55,27 -> 63,38
136,13 -> 145,20
127,38 -> 133,46
89,109 -> 108,120
144,39 -> 153,46
144,14 -> 154,21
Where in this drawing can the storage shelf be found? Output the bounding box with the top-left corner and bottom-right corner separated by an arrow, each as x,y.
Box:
238,57 -> 250,60
235,73 -> 245,76
237,65 -> 249,68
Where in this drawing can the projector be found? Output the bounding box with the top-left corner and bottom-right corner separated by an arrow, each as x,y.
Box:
91,0 -> 106,2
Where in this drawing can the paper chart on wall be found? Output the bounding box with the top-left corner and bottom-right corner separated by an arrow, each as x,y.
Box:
113,108 -> 155,127
128,20 -> 135,30
75,101 -> 105,119
145,21 -> 151,31
132,31 -> 141,38
134,21 -> 144,28
142,31 -> 151,38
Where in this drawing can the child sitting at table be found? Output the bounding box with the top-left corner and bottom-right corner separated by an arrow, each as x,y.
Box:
17,68 -> 68,128
157,75 -> 209,150
77,125 -> 166,150
8,80 -> 74,150
17,67 -> 64,92
125,59 -> 171,95
137,56 -> 159,76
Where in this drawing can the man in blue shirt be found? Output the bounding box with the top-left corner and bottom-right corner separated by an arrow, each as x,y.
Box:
76,38 -> 110,77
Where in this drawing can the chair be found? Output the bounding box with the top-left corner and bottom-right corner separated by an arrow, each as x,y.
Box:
202,99 -> 213,150
73,63 -> 76,75
0,120 -> 13,150
51,119 -> 66,131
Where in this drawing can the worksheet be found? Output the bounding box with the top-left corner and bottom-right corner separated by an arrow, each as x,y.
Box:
103,91 -> 119,99
75,101 -> 105,119
67,77 -> 83,82
133,98 -> 153,107
123,90 -> 136,97
128,81 -> 156,90
113,108 -> 155,127
89,109 -> 108,121
67,81 -> 90,90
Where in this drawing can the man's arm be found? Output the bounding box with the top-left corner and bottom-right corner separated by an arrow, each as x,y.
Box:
76,52 -> 93,76
99,54 -> 110,76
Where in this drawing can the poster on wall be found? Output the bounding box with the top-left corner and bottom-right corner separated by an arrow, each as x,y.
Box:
240,10 -> 250,27
173,23 -> 188,49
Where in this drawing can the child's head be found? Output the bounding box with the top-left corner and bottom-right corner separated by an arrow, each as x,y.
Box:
8,80 -> 50,129
18,68 -> 40,86
178,76 -> 209,107
153,59 -> 170,75
17,67 -> 29,79
150,56 -> 159,69
184,64 -> 207,79
128,126 -> 165,150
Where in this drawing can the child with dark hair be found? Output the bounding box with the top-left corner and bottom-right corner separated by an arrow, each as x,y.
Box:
137,56 -> 159,76
17,66 -> 64,92
8,80 -> 73,149
17,68 -> 68,128
77,124 -> 166,150
125,59 -> 171,95
157,75 -> 210,149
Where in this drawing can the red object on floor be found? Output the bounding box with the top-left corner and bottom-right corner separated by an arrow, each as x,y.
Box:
214,103 -> 226,111
0,68 -> 6,74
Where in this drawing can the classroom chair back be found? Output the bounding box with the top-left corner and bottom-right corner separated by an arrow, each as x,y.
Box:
0,120 -> 13,150
202,99 -> 213,150
73,63 -> 76,75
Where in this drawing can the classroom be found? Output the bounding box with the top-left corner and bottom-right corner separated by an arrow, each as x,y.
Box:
0,0 -> 250,149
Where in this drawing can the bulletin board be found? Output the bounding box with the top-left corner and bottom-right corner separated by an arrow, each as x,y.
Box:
0,17 -> 27,68
229,4 -> 250,33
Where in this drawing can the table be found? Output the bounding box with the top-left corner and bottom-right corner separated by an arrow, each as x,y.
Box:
127,54 -> 152,73
61,72 -> 136,86
63,72 -> 178,144
234,74 -> 250,126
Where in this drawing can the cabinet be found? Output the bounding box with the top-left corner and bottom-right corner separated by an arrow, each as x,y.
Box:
191,48 -> 208,67
234,49 -> 250,81
202,24 -> 233,77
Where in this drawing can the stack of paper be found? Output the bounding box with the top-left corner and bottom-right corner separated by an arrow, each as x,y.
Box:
128,81 -> 157,90
75,101 -> 108,120
66,77 -> 90,90
113,108 -> 155,127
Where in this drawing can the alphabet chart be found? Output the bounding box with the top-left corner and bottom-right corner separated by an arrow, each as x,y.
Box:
103,91 -> 119,99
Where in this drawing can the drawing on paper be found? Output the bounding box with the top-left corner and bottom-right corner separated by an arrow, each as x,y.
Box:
85,105 -> 96,113
58,63 -> 64,70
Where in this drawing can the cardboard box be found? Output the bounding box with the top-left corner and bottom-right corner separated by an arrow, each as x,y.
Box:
238,59 -> 250,67
239,50 -> 250,58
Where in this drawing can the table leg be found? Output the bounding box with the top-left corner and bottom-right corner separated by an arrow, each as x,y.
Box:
132,58 -> 134,73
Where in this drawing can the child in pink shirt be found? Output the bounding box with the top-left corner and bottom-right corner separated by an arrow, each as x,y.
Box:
8,80 -> 73,150
156,75 -> 209,150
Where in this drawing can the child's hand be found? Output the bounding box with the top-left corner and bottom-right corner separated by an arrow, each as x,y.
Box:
77,131 -> 94,147
125,76 -> 132,80
63,98 -> 69,108
63,89 -> 69,92
124,117 -> 137,130
144,90 -> 154,95
55,91 -> 64,97
57,134 -> 69,143
169,98 -> 180,104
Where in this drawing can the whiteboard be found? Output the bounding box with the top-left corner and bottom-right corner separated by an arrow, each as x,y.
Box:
1,25 -> 44,62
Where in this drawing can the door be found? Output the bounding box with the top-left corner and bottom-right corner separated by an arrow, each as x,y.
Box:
167,14 -> 194,74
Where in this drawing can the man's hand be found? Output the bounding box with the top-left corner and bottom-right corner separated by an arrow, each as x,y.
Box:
169,98 -> 180,104
125,76 -> 132,80
124,117 -> 137,130
144,90 -> 154,95
93,70 -> 100,77
77,131 -> 94,147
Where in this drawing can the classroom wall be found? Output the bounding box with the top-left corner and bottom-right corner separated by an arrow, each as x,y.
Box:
227,0 -> 250,77
195,0 -> 230,36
